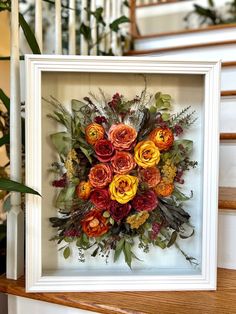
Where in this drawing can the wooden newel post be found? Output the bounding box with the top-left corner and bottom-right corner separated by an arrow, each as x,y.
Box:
7,0 -> 24,279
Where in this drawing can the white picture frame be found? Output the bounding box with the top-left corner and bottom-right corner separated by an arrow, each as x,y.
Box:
25,55 -> 220,292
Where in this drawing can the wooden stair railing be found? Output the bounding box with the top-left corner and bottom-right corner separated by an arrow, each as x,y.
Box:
1,269 -> 236,313
136,0 -> 191,9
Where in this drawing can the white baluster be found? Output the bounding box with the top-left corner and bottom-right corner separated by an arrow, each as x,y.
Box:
35,0 -> 43,51
90,0 -> 97,55
7,0 -> 24,280
55,0 -> 62,54
111,0 -> 118,55
104,0 -> 111,53
96,0 -> 105,55
80,0 -> 89,55
69,0 -> 76,54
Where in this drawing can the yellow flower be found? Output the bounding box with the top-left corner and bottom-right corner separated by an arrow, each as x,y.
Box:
134,140 -> 160,169
85,123 -> 105,145
65,149 -> 79,180
76,181 -> 92,200
109,174 -> 138,204
126,211 -> 149,229
161,159 -> 177,184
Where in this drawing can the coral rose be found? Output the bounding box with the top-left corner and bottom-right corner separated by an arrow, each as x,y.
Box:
109,201 -> 131,222
109,123 -> 137,150
82,209 -> 109,237
134,140 -> 160,168
139,167 -> 161,188
89,164 -> 112,188
109,174 -> 138,204
76,181 -> 92,200
111,151 -> 136,174
90,189 -> 111,210
94,139 -> 114,162
154,180 -> 174,197
132,190 -> 158,212
85,123 -> 105,145
149,127 -> 174,151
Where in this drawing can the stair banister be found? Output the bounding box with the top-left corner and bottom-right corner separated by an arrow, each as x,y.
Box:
7,0 -> 24,280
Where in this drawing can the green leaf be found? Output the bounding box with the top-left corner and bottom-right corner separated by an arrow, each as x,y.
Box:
50,132 -> 72,156
0,134 -> 10,147
55,185 -> 75,208
64,237 -> 74,243
0,89 -> 10,112
167,231 -> 178,248
90,7 -> 106,26
19,13 -> 41,54
79,145 -> 93,164
110,16 -> 130,32
91,246 -> 99,257
173,187 -> 193,201
114,238 -> 125,262
63,246 -> 71,259
123,241 -> 132,269
174,139 -> 193,153
79,23 -> 92,41
0,178 -> 40,195
155,237 -> 167,249
71,99 -> 87,112
179,229 -> 194,239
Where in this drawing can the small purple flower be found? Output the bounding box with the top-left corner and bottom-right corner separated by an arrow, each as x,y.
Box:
151,222 -> 162,240
52,174 -> 67,188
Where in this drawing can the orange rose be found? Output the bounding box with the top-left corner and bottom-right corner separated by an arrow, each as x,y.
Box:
154,180 -> 174,197
149,127 -> 174,151
139,167 -> 161,188
85,123 -> 105,145
89,163 -> 113,188
111,151 -> 136,174
82,209 -> 109,237
76,181 -> 92,200
109,123 -> 137,150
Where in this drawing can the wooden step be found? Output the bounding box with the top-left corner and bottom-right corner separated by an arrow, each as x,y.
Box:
136,0 -> 191,9
219,187 -> 236,210
125,40 -> 236,56
1,269 -> 236,313
134,23 -> 236,40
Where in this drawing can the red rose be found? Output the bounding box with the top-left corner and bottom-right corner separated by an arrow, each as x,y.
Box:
132,190 -> 158,212
90,189 -> 111,210
94,139 -> 114,162
82,209 -> 109,238
109,201 -> 131,222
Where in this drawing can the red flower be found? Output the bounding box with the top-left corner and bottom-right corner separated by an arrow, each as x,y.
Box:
111,151 -> 136,174
132,190 -> 158,212
94,139 -> 115,162
82,209 -> 109,238
89,163 -> 113,188
109,123 -> 137,151
109,201 -> 131,222
90,189 -> 111,210
139,167 -> 161,188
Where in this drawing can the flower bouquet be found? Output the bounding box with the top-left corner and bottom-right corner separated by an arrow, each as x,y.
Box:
48,87 -> 198,268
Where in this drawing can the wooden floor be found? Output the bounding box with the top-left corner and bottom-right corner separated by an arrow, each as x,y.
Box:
1,269 -> 236,313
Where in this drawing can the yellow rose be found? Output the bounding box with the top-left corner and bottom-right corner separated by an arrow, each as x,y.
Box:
134,140 -> 160,168
109,174 -> 138,204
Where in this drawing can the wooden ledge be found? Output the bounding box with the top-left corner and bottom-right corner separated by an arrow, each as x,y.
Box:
219,187 -> 236,210
134,23 -> 236,40
125,40 -> 236,56
223,61 -> 236,67
221,90 -> 236,97
1,269 -> 236,313
220,133 -> 236,140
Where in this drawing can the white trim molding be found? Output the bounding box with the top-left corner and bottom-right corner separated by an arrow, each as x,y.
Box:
25,56 -> 221,292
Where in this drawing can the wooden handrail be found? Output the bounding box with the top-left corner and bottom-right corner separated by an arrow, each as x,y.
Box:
136,0 -> 192,9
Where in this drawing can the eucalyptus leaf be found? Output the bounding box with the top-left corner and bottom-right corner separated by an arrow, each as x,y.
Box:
63,246 -> 71,259
50,132 -> 72,155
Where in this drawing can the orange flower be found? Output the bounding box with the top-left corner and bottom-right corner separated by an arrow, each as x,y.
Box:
76,181 -> 92,200
149,127 -> 174,151
154,180 -> 174,197
89,163 -> 113,188
109,123 -> 137,150
85,123 -> 105,145
82,209 -> 109,237
111,151 -> 136,174
139,167 -> 161,188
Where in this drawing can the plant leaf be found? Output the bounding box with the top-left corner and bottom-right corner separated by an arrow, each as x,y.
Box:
50,132 -> 72,155
167,231 -> 178,248
19,13 -> 41,54
0,178 -> 40,195
79,23 -> 92,41
79,145 -> 93,163
0,89 -> 10,112
114,238 -> 125,262
110,16 -> 130,32
123,241 -> 132,269
0,134 -> 10,147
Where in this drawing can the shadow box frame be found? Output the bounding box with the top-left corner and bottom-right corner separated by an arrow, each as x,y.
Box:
25,55 -> 221,292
